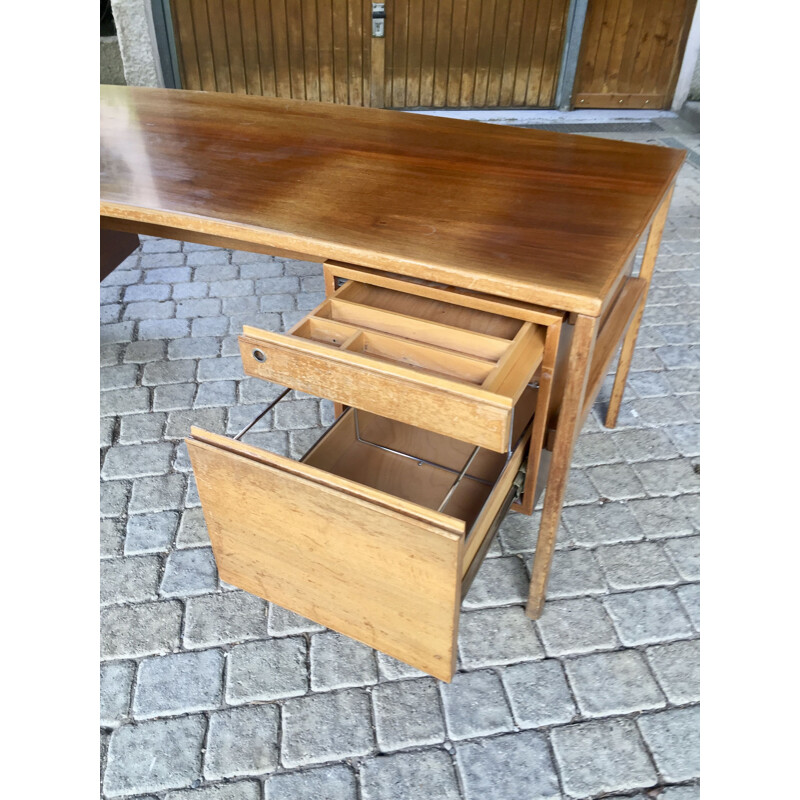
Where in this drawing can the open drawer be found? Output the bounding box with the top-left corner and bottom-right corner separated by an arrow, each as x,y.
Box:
238,279 -> 546,452
186,390 -> 536,681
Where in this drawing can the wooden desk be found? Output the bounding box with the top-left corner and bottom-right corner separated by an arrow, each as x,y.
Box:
101,85 -> 684,680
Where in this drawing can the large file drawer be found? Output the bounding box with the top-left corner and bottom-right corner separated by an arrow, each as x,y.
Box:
186,391 -> 536,681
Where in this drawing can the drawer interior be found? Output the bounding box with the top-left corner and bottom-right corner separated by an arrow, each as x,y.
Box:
290,281 -> 536,393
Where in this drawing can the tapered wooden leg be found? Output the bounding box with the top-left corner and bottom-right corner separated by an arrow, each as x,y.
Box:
526,314 -> 597,619
605,186 -> 675,428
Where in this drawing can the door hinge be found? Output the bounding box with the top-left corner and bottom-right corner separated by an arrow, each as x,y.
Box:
372,3 -> 385,38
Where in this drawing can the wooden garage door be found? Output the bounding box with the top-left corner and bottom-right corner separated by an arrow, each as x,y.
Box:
169,1 -> 570,108
573,0 -> 697,109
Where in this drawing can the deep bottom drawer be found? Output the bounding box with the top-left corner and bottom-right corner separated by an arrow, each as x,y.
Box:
186,391 -> 535,681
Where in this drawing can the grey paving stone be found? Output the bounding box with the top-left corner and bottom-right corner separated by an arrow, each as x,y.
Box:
570,432 -> 623,468
281,689 -> 374,768
456,732 -> 560,800
101,442 -> 173,479
604,589 -> 693,645
458,606 -> 544,668
536,597 -> 619,656
186,474 -> 201,507
501,659 -> 577,728
361,750 -> 460,800
124,283 -> 171,302
627,497 -> 694,539
226,637 -> 308,703
273,399 -> 320,429
439,669 -> 513,740
260,293 -> 296,312
184,592 -> 270,648
208,277 -> 254,297
101,321 -> 136,344
545,549 -> 607,598
102,268 -> 142,286
126,511 -> 179,554
161,547 -> 219,597
100,417 -> 115,448
100,342 -> 123,366
631,396 -> 696,426
561,502 -> 643,546
297,291 -> 326,310
563,469 -> 601,505
176,507 -> 210,548
565,650 -> 665,718
198,356 -> 245,382
177,297 -> 223,318
133,649 -> 224,718
626,370 -> 672,398
281,259 -> 321,276
141,237 -> 180,253
100,363 -> 139,390
551,718 -> 657,798
646,639 -> 700,704
611,428 -> 680,462
100,660 -> 135,727
187,249 -> 231,267
101,285 -> 123,304
139,318 -> 191,340
165,782 -> 261,800
310,631 -> 378,691
289,428 -> 326,458
229,311 -> 282,334
267,603 -> 326,636
129,474 -> 186,514
665,422 -> 700,456
154,382 -> 197,411
166,407 -> 227,439
656,345 -> 700,369
638,706 -> 700,782
100,480 -> 130,518
101,601 -> 183,660
676,583 -> 700,631
498,511 -> 566,554
118,412 -> 166,445
100,518 -> 126,558
124,339 -> 167,363
192,317 -> 230,337
237,377 -> 290,405
236,259 -> 282,281
195,380 -> 237,408
266,766 -> 355,800
173,280 -> 211,300
677,494 -> 699,529
587,463 -> 647,501
372,677 -> 445,751
596,541 -> 680,590
104,716 -> 205,797
376,652 -> 428,681
141,251 -> 185,269
665,368 -> 700,395
205,704 -> 280,780
142,359 -> 197,386
462,556 -> 529,608
663,535 -> 700,580
100,555 -> 162,606
658,784 -> 700,800
633,459 -> 700,496
256,275 -> 300,294
145,266 -> 192,285
101,387 -> 151,417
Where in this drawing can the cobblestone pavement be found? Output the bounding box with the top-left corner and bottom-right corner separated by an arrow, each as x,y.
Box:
100,116 -> 699,800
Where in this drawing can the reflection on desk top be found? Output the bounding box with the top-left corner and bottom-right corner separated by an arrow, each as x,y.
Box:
100,85 -> 685,316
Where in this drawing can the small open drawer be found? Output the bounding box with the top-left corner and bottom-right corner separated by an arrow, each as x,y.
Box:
186,390 -> 536,681
238,279 -> 546,452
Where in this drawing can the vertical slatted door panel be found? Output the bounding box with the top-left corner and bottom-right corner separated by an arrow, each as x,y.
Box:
170,0 -> 371,105
384,0 -> 570,108
573,0 -> 697,109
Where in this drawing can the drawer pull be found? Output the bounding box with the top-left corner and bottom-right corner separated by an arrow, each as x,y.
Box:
252,348 -> 267,362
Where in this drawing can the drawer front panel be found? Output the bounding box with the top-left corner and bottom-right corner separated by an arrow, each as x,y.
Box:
239,331 -> 513,452
187,431 -> 464,681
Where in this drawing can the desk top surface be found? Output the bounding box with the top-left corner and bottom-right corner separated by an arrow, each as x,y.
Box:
101,85 -> 684,316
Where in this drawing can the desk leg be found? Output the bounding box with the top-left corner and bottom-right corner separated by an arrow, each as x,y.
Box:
605,186 -> 675,429
526,314 -> 597,619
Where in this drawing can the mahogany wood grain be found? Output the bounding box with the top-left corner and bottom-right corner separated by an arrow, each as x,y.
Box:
100,85 -> 683,316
